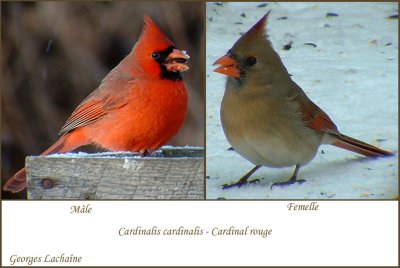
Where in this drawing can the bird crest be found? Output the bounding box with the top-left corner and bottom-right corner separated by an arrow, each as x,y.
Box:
231,11 -> 272,53
137,16 -> 175,52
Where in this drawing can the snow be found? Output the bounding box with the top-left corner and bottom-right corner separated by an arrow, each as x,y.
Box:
206,2 -> 398,199
45,151 -> 143,158
45,146 -> 203,158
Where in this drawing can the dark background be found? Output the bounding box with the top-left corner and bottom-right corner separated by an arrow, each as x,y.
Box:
1,1 -> 204,199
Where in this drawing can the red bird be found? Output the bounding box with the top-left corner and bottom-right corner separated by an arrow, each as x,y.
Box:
4,16 -> 190,193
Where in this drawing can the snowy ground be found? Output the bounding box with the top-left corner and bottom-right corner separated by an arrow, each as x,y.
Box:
206,2 -> 398,199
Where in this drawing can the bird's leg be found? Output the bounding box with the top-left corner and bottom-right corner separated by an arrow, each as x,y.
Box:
222,165 -> 262,189
270,165 -> 305,189
139,148 -> 153,157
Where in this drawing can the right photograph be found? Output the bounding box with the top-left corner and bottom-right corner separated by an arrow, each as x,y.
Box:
206,2 -> 398,199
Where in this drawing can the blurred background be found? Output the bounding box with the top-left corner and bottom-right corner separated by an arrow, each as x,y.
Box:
1,1 -> 204,199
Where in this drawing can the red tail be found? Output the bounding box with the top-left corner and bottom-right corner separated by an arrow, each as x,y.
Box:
332,134 -> 394,157
3,133 -> 88,193
2,168 -> 27,194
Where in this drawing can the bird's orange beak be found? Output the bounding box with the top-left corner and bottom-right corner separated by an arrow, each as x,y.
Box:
213,55 -> 241,78
165,49 -> 190,73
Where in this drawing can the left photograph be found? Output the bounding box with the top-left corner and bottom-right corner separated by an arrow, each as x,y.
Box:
1,1 -> 204,199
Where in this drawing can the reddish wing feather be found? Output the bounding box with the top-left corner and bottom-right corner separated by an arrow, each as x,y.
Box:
301,100 -> 340,135
300,96 -> 393,157
59,90 -> 127,135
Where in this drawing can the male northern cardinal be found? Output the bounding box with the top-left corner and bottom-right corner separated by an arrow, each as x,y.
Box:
3,16 -> 190,193
213,12 -> 394,189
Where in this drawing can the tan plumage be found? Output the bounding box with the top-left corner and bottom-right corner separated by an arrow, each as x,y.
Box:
213,12 -> 394,189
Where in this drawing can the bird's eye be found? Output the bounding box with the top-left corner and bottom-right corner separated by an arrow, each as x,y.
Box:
245,56 -> 257,66
152,52 -> 160,59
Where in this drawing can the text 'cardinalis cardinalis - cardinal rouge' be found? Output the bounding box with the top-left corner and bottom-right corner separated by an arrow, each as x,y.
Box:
213,12 -> 394,189
4,16 -> 190,193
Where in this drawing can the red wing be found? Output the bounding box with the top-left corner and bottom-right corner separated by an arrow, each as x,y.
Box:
301,99 -> 340,136
59,90 -> 127,135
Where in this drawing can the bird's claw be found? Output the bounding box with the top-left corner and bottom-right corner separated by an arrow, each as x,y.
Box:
139,148 -> 153,157
222,178 -> 260,190
270,178 -> 306,189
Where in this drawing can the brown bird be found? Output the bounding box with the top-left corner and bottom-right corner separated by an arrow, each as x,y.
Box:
213,12 -> 394,189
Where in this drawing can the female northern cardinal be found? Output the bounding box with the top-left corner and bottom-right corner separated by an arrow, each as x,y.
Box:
213,12 -> 394,189
3,16 -> 190,193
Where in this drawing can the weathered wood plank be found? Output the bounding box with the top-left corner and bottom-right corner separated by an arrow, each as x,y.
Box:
27,147 -> 204,199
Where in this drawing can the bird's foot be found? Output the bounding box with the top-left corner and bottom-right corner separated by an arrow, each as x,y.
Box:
222,165 -> 262,190
222,178 -> 260,189
139,148 -> 153,157
270,177 -> 306,189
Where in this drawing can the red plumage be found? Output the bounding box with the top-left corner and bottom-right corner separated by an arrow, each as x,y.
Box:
4,16 -> 189,193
